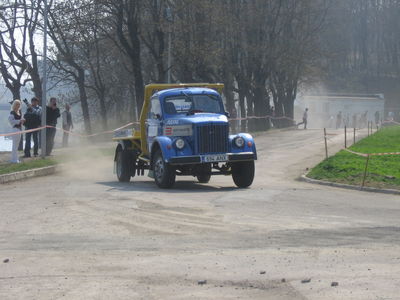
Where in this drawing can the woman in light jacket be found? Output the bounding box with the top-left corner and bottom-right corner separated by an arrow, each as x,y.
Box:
8,100 -> 25,163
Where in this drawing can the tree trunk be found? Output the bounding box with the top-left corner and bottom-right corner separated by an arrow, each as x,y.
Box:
98,93 -> 108,130
253,84 -> 269,131
77,70 -> 91,134
10,85 -> 21,101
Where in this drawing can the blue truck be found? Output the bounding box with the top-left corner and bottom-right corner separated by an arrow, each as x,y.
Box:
113,83 -> 256,188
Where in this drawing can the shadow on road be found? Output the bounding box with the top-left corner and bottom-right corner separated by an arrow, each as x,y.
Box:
96,180 -> 238,193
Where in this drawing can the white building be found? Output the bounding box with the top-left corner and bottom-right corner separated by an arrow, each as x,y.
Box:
294,94 -> 385,128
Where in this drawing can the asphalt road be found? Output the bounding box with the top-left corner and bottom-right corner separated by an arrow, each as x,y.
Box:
1,128 -> 399,300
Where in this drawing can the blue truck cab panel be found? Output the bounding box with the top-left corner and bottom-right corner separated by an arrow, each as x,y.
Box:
147,87 -> 257,165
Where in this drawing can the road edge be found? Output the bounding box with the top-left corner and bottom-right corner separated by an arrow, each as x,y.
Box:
0,165 -> 59,184
299,174 -> 400,195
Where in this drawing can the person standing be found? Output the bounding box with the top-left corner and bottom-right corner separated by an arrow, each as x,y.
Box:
46,97 -> 60,155
23,97 -> 42,157
352,113 -> 357,128
8,100 -> 25,163
336,111 -> 342,129
297,108 -> 308,129
62,104 -> 73,147
374,111 -> 380,126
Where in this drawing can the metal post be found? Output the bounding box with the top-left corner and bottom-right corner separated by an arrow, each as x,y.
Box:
353,127 -> 356,144
344,126 -> 347,148
41,0 -> 48,158
324,128 -> 328,159
361,155 -> 370,189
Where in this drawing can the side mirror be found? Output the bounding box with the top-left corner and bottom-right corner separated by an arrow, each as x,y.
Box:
225,112 -> 230,118
156,113 -> 162,120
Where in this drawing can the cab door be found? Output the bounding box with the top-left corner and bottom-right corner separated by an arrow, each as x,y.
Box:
146,96 -> 162,153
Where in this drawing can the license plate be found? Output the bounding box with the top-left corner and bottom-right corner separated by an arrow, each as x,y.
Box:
202,154 -> 228,162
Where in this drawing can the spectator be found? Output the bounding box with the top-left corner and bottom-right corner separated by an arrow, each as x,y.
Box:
352,113 -> 357,128
343,114 -> 350,127
297,108 -> 308,129
46,97 -> 60,155
388,111 -> 394,122
374,111 -> 380,126
361,111 -> 368,128
336,111 -> 342,129
270,106 -> 275,128
62,104 -> 73,147
8,100 -> 25,163
23,97 -> 42,157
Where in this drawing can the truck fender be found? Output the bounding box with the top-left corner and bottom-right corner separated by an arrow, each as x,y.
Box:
150,136 -> 175,166
229,133 -> 257,159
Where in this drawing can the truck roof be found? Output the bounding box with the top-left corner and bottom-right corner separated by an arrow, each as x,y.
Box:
155,87 -> 220,99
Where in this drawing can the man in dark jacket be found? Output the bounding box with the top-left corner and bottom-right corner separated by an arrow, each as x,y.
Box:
46,97 -> 60,155
23,97 -> 42,157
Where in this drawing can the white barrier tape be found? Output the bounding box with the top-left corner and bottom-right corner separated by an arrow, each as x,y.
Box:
0,126 -> 46,137
382,120 -> 400,125
370,152 -> 400,156
0,122 -> 139,138
344,148 -> 400,157
230,115 -> 294,122
343,148 -> 369,157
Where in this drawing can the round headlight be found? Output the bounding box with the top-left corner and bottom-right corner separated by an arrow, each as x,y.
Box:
175,138 -> 185,149
234,136 -> 245,148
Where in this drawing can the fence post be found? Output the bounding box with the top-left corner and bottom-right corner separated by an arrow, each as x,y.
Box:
324,128 -> 328,159
353,127 -> 356,144
361,154 -> 370,189
344,126 -> 347,148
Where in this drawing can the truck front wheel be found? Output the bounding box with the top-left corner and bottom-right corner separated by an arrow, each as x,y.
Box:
153,149 -> 176,188
231,161 -> 255,188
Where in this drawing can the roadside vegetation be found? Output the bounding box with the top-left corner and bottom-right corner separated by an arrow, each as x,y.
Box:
308,126 -> 400,190
0,158 -> 57,175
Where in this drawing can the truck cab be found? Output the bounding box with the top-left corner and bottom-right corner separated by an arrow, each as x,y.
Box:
113,84 -> 257,189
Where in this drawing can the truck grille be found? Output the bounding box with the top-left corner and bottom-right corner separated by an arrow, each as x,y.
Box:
196,123 -> 229,154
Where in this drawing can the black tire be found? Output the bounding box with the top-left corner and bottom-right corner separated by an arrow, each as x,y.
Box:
196,164 -> 211,183
231,161 -> 255,188
153,149 -> 176,188
116,148 -> 134,182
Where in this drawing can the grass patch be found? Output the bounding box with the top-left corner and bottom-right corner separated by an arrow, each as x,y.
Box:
308,126 -> 400,190
0,158 -> 57,175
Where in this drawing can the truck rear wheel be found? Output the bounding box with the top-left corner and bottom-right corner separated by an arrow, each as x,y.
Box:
116,148 -> 133,182
196,164 -> 211,183
231,161 -> 255,188
153,149 -> 176,188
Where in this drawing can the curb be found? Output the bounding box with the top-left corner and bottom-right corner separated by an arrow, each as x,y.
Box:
0,165 -> 59,184
299,174 -> 400,196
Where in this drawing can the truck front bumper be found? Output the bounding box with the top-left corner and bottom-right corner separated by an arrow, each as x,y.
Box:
168,152 -> 256,165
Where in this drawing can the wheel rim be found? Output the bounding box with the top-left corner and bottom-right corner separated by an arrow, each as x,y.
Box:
116,151 -> 122,178
154,156 -> 164,181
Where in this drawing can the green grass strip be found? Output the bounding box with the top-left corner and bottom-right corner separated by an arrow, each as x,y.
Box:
0,158 -> 57,175
308,126 -> 400,189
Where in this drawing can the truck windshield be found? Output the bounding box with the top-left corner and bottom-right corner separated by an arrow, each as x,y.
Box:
164,94 -> 224,115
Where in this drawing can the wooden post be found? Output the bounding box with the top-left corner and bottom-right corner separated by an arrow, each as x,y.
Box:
324,128 -> 328,159
344,126 -> 347,148
361,155 -> 370,188
353,127 -> 356,144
